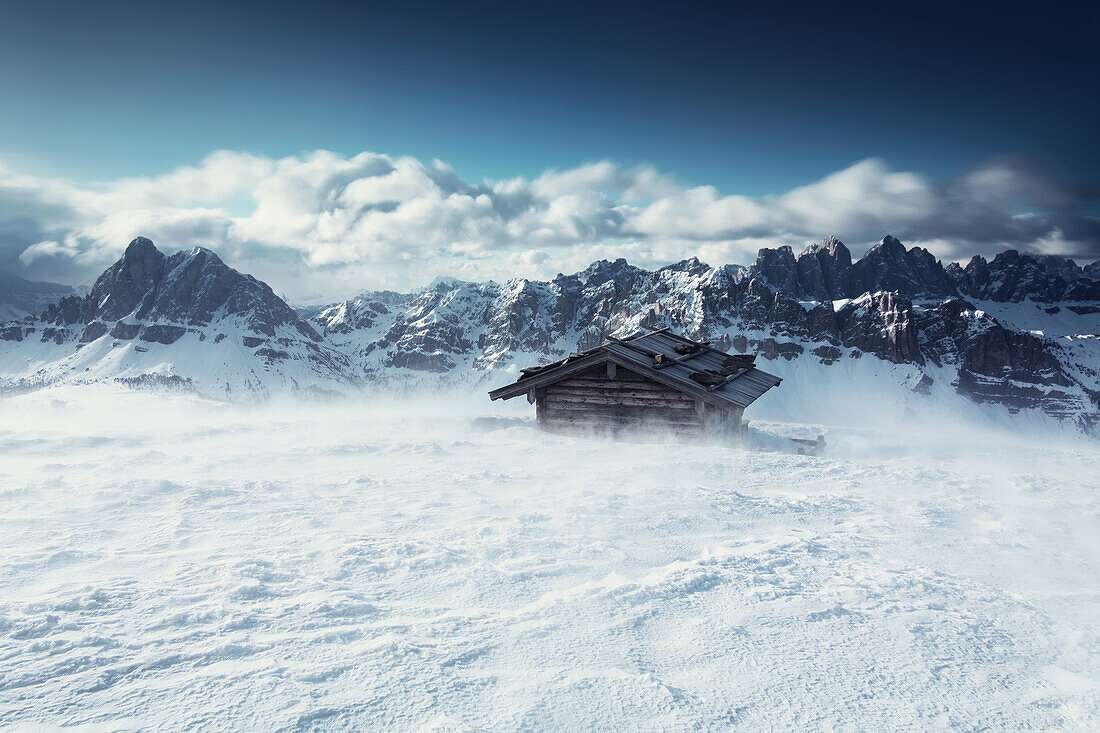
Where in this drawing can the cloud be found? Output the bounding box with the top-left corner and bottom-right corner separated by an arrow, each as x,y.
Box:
0,150 -> 1096,299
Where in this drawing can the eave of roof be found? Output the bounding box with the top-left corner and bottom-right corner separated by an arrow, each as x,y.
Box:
488,330 -> 782,410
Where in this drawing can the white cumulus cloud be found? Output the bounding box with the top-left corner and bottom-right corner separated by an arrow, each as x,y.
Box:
0,149 -> 1095,300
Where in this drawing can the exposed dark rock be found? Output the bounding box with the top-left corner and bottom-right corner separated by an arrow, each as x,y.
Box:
851,236 -> 954,298
1032,254 -> 1082,282
37,237 -> 321,345
1068,304 -> 1100,315
387,350 -> 456,372
41,328 -> 69,345
256,347 -> 291,361
912,374 -> 934,395
796,236 -> 855,301
1065,278 -> 1100,301
753,338 -> 804,360
574,258 -> 644,289
835,292 -> 922,364
80,321 -> 109,342
812,345 -> 843,364
110,322 -> 141,340
954,250 -> 1075,302
88,237 -> 167,321
914,298 -> 1081,416
806,303 -> 840,343
41,295 -> 89,326
140,325 -> 188,345
751,246 -> 804,298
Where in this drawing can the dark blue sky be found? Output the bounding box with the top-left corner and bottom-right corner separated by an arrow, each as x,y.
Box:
1,0 -> 1096,194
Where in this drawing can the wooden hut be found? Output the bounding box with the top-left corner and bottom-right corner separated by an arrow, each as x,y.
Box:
488,329 -> 781,439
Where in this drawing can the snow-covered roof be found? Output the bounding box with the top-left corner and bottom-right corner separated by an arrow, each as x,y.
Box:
489,329 -> 782,410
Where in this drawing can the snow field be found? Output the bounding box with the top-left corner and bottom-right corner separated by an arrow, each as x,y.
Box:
0,387 -> 1098,730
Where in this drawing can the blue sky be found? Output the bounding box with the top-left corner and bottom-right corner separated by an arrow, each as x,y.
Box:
0,0 -> 1097,295
3,1 -> 1095,190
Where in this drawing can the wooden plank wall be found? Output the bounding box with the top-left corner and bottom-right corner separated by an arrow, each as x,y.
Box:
536,362 -> 711,435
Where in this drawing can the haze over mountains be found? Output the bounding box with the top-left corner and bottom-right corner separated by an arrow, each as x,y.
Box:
0,272 -> 76,322
2,236 -> 1098,430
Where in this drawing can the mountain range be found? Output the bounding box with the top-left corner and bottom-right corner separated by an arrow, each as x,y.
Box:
2,236 -> 1098,430
0,271 -> 76,322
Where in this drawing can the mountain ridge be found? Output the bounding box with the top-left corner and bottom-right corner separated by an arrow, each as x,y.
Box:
0,271 -> 75,322
2,236 -> 1098,430
2,237 -> 353,398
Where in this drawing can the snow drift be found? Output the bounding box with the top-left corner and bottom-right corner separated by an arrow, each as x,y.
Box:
0,387 -> 1097,728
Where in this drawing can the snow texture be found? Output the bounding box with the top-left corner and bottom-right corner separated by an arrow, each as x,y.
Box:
1,387 -> 1098,729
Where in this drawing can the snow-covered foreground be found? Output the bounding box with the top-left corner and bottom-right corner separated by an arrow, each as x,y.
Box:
1,389 -> 1098,730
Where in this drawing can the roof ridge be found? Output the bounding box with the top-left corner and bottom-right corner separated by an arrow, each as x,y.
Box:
490,329 -> 781,409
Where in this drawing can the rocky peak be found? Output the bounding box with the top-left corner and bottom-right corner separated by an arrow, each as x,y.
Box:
956,249 -> 1068,302
749,235 -> 955,301
961,255 -> 991,288
121,236 -> 162,265
1032,254 -> 1083,282
575,258 -> 641,288
878,234 -> 908,257
817,235 -> 850,258
750,245 -> 803,298
314,292 -> 407,334
796,236 -> 854,301
991,249 -> 1022,267
88,236 -> 168,321
50,237 -> 320,342
152,246 -> 311,337
851,235 -> 953,298
905,245 -> 954,295
658,256 -> 711,277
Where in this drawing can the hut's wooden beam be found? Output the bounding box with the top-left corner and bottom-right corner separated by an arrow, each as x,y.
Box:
556,378 -> 669,390
707,367 -> 749,391
541,408 -> 704,427
544,393 -> 696,409
609,334 -> 707,370
653,348 -> 708,369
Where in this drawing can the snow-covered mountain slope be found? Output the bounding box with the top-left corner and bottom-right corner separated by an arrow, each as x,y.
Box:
2,235 -> 1098,429
311,239 -> 1100,431
0,238 -> 355,399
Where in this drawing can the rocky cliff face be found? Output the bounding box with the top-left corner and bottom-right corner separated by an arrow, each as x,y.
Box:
41,237 -> 320,342
946,249 -> 1100,303
2,235 -> 1098,428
